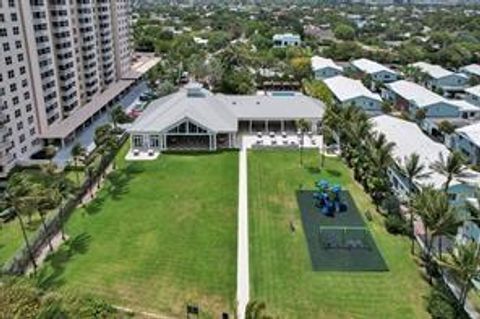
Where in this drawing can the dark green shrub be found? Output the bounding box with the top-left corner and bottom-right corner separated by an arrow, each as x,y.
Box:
384,213 -> 409,235
427,284 -> 468,319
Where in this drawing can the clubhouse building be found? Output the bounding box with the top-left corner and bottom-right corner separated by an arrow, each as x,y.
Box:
128,84 -> 325,153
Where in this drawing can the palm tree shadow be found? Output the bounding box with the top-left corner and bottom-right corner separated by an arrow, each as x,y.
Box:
305,165 -> 321,175
83,196 -> 105,215
326,169 -> 342,177
106,163 -> 144,200
35,232 -> 91,290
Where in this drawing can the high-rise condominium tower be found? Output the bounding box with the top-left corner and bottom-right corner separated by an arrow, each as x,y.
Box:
0,0 -> 131,177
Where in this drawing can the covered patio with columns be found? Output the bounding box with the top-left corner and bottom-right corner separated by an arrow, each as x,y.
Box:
237,118 -> 321,134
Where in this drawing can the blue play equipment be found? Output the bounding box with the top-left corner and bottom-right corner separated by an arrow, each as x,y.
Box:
314,180 -> 347,216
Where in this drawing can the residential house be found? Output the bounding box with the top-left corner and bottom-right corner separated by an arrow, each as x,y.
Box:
350,58 -> 399,83
383,80 -> 460,118
383,80 -> 480,138
411,62 -> 469,95
370,114 -> 480,242
323,76 -> 383,113
465,85 -> 480,107
311,56 -> 343,80
450,122 -> 480,165
460,64 -> 480,79
272,33 -> 301,48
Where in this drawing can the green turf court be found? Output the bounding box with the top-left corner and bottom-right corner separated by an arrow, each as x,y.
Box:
297,190 -> 388,271
39,145 -> 238,318
249,150 -> 429,319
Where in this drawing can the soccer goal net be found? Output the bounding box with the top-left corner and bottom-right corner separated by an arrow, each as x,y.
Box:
319,226 -> 371,250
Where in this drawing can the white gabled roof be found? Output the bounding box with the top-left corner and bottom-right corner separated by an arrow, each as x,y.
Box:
272,33 -> 300,41
323,75 -> 382,103
370,115 -> 480,189
311,56 -> 343,72
386,80 -> 446,108
130,86 -> 325,133
412,61 -> 453,79
448,100 -> 480,112
456,122 -> 480,148
351,58 -> 397,75
466,85 -> 480,97
461,64 -> 480,77
131,90 -> 238,133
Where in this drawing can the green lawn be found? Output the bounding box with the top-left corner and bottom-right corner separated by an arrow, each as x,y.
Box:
0,212 -> 48,267
248,150 -> 429,319
40,146 -> 239,317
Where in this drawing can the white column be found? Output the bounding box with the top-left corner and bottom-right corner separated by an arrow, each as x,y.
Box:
281,120 -> 285,132
265,120 -> 268,133
249,120 -> 252,134
214,134 -> 217,151
228,133 -> 232,148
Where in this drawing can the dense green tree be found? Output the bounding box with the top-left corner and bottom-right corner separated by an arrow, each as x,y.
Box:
334,24 -> 355,41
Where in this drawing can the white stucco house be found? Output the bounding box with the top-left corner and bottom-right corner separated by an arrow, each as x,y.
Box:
272,33 -> 301,48
323,75 -> 383,113
350,58 -> 399,83
411,61 -> 469,95
370,114 -> 480,243
128,84 -> 325,153
465,85 -> 480,107
311,56 -> 343,80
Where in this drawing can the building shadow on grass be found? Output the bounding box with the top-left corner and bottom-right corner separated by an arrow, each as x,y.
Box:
35,232 -> 91,290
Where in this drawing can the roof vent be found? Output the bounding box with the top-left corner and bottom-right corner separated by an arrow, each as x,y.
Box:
256,101 -> 260,105
232,101 -> 237,105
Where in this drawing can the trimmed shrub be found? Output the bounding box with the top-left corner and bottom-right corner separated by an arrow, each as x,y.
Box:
427,284 -> 468,319
385,213 -> 409,235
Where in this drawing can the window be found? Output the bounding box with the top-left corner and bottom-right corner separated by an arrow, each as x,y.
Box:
149,135 -> 160,148
133,135 -> 143,147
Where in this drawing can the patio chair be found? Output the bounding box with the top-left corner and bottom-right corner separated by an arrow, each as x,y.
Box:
269,131 -> 275,138
257,131 -> 262,138
281,131 -> 287,138
148,149 -> 154,156
133,149 -> 140,156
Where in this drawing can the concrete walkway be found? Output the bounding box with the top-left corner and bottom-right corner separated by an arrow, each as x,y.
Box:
236,139 -> 249,319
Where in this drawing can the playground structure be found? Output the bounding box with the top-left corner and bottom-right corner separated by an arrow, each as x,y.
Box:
319,226 -> 371,250
313,180 -> 347,216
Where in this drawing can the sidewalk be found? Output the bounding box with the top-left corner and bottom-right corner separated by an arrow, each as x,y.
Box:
236,139 -> 250,319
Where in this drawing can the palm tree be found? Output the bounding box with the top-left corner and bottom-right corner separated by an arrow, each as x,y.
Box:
465,190 -> 480,228
39,165 -> 73,241
35,185 -> 55,252
1,173 -> 38,271
245,301 -> 273,319
71,143 -> 86,186
399,153 -> 431,254
437,242 -> 480,307
430,151 -> 466,194
94,124 -> 117,170
110,105 -> 125,129
413,188 -> 462,281
428,194 -> 462,260
296,119 -> 310,167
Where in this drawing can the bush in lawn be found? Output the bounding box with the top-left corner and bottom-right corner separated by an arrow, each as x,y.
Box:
427,284 -> 468,319
385,213 -> 409,235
